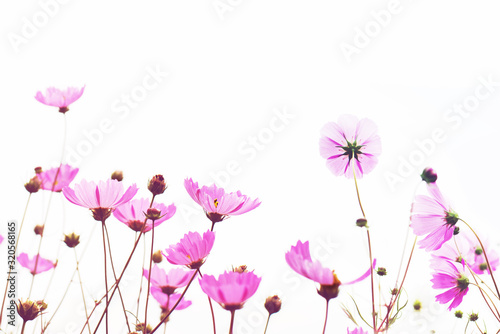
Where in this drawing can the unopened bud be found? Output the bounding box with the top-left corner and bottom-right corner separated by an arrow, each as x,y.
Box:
455,310 -> 463,318
453,227 -> 460,235
264,295 -> 282,315
63,233 -> 80,248
16,299 -> 43,322
148,175 -> 167,196
145,208 -> 162,221
152,250 -> 163,264
34,167 -> 43,174
413,300 -> 421,311
376,267 -> 387,276
135,323 -> 152,333
468,313 -> 479,322
111,170 -> 124,182
34,225 -> 44,236
25,176 -> 41,193
421,168 -> 438,183
356,218 -> 368,228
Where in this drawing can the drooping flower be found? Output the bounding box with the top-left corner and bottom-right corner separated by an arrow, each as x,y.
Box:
163,230 -> 215,269
151,289 -> 192,312
35,86 -> 85,113
319,115 -> 381,178
410,183 -> 459,251
113,198 -> 176,232
143,265 -> 193,295
62,179 -> 138,221
184,178 -> 261,224
199,271 -> 261,311
18,253 -> 56,275
347,328 -> 369,334
285,240 -> 374,300
38,164 -> 79,192
431,260 -> 469,310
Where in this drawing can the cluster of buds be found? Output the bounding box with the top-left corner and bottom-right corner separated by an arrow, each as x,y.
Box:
16,299 -> 47,322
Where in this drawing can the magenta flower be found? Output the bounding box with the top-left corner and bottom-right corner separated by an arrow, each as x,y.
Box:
431,260 -> 469,310
184,178 -> 261,224
143,265 -> 193,295
0,235 -> 3,244
62,179 -> 138,221
199,271 -> 261,311
286,240 -> 374,300
18,253 -> 56,275
163,230 -> 215,269
348,328 -> 369,334
151,288 -> 192,312
38,164 -> 79,192
410,183 -> 459,251
113,198 -> 176,232
35,86 -> 85,113
319,115 -> 381,178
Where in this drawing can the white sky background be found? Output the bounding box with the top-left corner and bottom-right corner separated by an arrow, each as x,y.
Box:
1,0 -> 500,333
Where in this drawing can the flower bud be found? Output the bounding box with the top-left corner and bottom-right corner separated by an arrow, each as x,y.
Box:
420,167 -> 438,183
391,288 -> 398,296
64,233 -> 80,248
111,170 -> 124,182
264,295 -> 282,315
413,300 -> 421,311
34,167 -> 43,174
148,175 -> 167,196
468,313 -> 479,322
145,208 -> 162,221
356,218 -> 368,228
475,247 -> 483,255
454,310 -> 463,318
453,227 -> 460,235
36,300 -> 48,312
152,250 -> 163,264
376,267 -> 387,276
135,323 -> 152,333
16,299 -> 43,322
34,225 -> 44,236
232,265 -> 248,273
25,176 -> 41,193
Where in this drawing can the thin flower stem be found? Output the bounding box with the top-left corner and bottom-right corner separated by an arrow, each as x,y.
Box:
263,314 -> 270,334
0,194 -> 31,326
150,269 -> 199,334
20,321 -> 27,334
91,196 -> 156,334
103,224 -> 131,332
352,164 -> 376,333
229,310 -> 236,334
460,218 -> 500,299
199,270 -> 217,334
75,249 -> 92,334
322,299 -> 329,334
144,219 -> 157,331
101,221 -> 109,334
135,237 -> 147,317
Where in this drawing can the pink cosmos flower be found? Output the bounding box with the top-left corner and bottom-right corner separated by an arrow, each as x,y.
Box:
0,235 -> 3,244
184,178 -> 261,224
35,86 -> 85,113
143,265 -> 193,295
199,271 -> 261,311
319,115 -> 381,179
18,253 -> 56,275
151,288 -> 192,312
431,260 -> 469,310
163,230 -> 215,269
286,240 -> 374,300
410,183 -> 459,251
348,328 -> 369,334
463,233 -> 499,275
113,198 -> 176,232
62,179 -> 138,221
38,164 -> 79,192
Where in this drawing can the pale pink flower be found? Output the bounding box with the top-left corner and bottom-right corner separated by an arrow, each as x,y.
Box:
18,253 -> 56,275
38,164 -> 79,192
463,233 -> 499,275
319,115 -> 381,178
62,179 -> 138,221
151,288 -> 192,311
348,328 -> 369,334
431,260 -> 469,310
286,240 -> 374,300
163,230 -> 215,269
35,86 -> 85,113
143,265 -> 193,295
184,178 -> 261,224
410,183 -> 459,251
199,271 -> 261,311
113,198 -> 176,232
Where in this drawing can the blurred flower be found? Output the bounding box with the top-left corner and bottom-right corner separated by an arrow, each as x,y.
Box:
319,115 -> 381,178
347,328 -> 369,334
18,253 -> 55,275
163,230 -> 215,269
111,170 -> 123,182
35,86 -> 85,113
151,289 -> 192,312
62,179 -> 138,221
39,164 -> 79,192
113,198 -> 175,232
184,178 -> 260,224
143,265 -> 193,295
0,234 -> 3,244
410,183 -> 458,251
285,240 -> 374,300
152,250 -> 163,263
16,299 -> 45,322
199,271 -> 261,311
431,260 -> 469,310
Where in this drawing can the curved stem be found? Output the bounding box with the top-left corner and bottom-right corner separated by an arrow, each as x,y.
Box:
322,300 -> 329,334
229,310 -> 236,334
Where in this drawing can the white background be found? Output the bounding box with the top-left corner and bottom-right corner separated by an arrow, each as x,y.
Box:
1,0 -> 500,333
